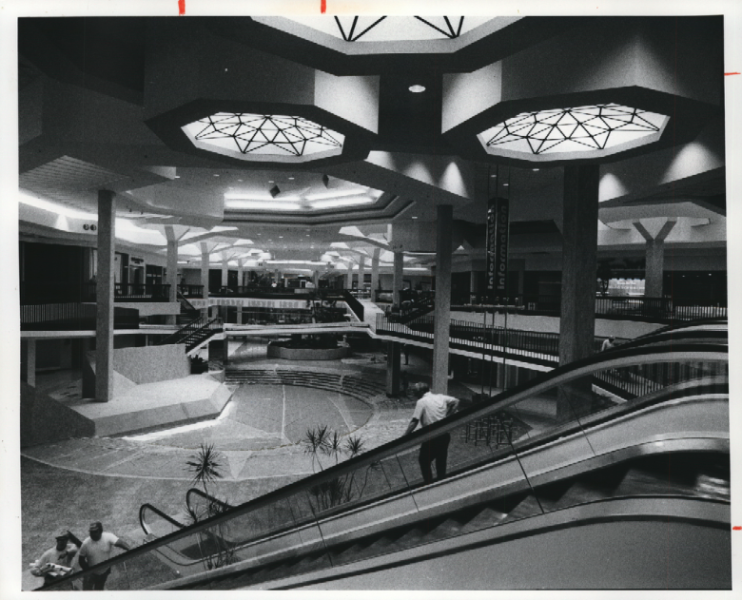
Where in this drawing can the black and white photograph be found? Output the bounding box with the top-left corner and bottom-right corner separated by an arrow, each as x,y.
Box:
2,0 -> 740,595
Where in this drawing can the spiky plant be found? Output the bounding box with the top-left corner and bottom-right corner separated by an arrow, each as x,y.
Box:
322,430 -> 344,465
302,425 -> 331,472
185,443 -> 224,496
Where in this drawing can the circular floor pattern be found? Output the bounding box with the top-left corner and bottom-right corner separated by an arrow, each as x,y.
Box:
131,384 -> 374,452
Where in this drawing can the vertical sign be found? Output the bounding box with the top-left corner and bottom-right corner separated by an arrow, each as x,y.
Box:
494,197 -> 510,294
485,198 -> 497,299
485,197 -> 510,299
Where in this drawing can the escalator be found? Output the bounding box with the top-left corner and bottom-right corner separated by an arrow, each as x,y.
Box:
40,323 -> 730,590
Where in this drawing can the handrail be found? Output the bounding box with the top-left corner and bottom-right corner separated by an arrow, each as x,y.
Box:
341,290 -> 365,321
186,488 -> 233,515
139,503 -> 187,535
39,335 -> 728,590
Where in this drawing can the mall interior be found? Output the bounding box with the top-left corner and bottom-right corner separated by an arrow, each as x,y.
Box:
15,14 -> 731,590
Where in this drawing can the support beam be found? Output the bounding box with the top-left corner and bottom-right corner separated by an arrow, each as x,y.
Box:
558,165 -> 599,418
386,341 -> 401,396
95,189 -> 116,402
432,205 -> 453,394
371,247 -> 381,299
358,255 -> 366,290
165,226 -> 178,325
634,219 -> 676,298
21,339 -> 36,388
393,251 -> 404,306
346,262 -> 354,289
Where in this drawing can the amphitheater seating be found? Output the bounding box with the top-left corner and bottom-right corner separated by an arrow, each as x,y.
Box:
225,368 -> 387,402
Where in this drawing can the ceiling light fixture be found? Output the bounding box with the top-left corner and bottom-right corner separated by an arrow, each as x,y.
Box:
478,103 -> 668,160
182,113 -> 345,162
409,84 -> 426,93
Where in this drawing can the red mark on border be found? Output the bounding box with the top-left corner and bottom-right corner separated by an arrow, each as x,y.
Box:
178,0 -> 186,15
733,526 -> 742,530
321,0 -> 327,13
725,72 -> 740,76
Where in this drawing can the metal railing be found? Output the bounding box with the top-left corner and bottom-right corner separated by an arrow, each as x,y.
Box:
39,331 -> 728,590
20,303 -> 140,331
157,316 -> 222,351
178,285 -> 205,298
377,314 -> 563,364
83,283 -> 172,302
452,294 -> 727,322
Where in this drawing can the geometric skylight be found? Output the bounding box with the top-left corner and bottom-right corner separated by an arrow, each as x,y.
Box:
478,103 -> 668,161
182,113 -> 345,163
280,16 -> 495,43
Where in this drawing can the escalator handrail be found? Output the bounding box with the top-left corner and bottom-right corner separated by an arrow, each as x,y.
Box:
41,342 -> 729,589
139,502 -> 187,536
186,488 -> 234,515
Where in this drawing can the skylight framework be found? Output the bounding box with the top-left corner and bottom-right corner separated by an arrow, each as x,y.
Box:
478,103 -> 668,160
182,113 -> 345,162
333,16 -> 466,41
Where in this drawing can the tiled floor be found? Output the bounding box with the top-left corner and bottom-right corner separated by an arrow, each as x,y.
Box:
21,341 -> 476,589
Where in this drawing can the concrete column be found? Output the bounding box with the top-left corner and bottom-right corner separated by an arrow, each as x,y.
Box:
200,244 -> 210,299
558,165 -> 599,418
95,189 -> 116,402
346,262 -> 354,289
22,338 -> 36,387
386,341 -> 401,396
358,255 -> 366,290
634,219 -> 676,298
165,227 -> 178,325
221,258 -> 229,287
432,205 -> 453,394
371,247 -> 381,298
393,251 -> 404,306
237,259 -> 245,290
470,271 -> 480,304
165,228 -> 178,304
312,270 -> 319,287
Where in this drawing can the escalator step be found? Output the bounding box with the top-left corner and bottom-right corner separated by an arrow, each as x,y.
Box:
458,506 -> 508,534
501,495 -> 543,523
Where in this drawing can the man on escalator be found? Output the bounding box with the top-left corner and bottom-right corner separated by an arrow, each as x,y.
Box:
405,383 -> 460,485
78,521 -> 132,590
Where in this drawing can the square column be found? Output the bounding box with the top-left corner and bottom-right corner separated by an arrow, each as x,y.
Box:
21,338 -> 36,387
358,255 -> 366,290
386,341 -> 401,396
165,229 -> 178,325
432,205 -> 453,394
95,189 -> 116,402
371,248 -> 381,298
200,243 -> 210,316
558,165 -> 599,419
346,262 -> 354,289
393,251 -> 403,306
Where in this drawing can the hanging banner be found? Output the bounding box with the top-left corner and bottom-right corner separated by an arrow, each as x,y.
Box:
485,196 -> 510,299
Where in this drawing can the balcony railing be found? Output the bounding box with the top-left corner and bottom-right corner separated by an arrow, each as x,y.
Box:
452,294 -> 727,322
20,303 -> 140,331
83,283 -> 172,302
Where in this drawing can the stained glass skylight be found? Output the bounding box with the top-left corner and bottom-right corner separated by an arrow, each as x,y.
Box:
478,103 -> 668,161
182,113 -> 345,163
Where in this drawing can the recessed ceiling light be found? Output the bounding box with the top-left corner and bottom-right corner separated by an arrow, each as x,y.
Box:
279,236 -> 283,238
213,174 -> 220,177
238,179 -> 243,182
503,183 -> 509,187
174,175 -> 181,179
288,176 -> 295,180
532,168 -> 540,172
411,216 -> 418,219
409,84 -> 426,93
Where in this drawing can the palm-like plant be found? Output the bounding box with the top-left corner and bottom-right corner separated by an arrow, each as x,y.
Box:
185,443 -> 224,496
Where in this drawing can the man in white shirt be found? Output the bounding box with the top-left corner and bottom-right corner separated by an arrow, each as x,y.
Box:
78,521 -> 131,590
30,530 -> 79,587
405,383 -> 460,484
